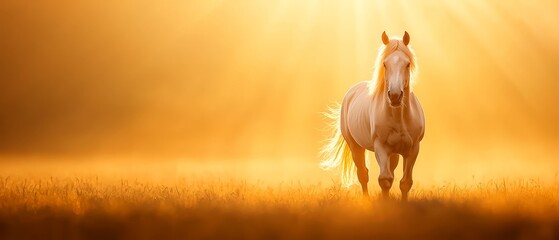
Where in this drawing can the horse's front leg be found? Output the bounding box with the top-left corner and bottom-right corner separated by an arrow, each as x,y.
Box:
400,143 -> 420,201
373,142 -> 393,199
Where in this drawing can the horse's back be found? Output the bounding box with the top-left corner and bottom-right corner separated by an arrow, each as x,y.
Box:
341,82 -> 376,150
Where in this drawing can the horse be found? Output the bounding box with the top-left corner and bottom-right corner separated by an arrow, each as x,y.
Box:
321,31 -> 425,201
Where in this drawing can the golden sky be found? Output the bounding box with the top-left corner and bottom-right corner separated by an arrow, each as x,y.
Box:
1,0 -> 559,179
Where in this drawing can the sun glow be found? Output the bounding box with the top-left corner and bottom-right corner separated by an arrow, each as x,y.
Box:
2,1 -> 559,238
1,0 -> 559,182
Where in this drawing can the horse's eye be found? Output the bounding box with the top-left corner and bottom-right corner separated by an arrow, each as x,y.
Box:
383,63 -> 386,68
407,63 -> 410,68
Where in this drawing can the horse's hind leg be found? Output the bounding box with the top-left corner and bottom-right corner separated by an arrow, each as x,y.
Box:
350,146 -> 368,197
389,154 -> 399,178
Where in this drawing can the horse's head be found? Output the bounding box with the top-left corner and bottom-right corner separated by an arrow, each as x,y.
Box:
381,31 -> 412,107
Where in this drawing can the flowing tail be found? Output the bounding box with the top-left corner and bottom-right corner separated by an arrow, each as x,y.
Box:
319,103 -> 357,187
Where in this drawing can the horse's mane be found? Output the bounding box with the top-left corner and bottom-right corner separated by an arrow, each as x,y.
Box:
367,39 -> 417,95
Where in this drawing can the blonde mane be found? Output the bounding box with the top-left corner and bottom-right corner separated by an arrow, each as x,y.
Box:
367,39 -> 417,95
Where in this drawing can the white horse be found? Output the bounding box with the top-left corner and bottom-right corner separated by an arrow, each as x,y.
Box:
321,31 -> 425,201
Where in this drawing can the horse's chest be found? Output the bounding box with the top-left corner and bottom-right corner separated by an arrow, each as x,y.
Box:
385,128 -> 413,154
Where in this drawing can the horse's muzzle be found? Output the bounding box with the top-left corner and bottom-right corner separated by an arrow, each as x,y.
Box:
388,90 -> 403,106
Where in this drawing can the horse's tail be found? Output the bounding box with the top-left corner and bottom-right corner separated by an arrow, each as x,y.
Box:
319,103 -> 357,187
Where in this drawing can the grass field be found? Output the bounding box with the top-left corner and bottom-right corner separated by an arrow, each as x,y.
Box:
1,161 -> 559,239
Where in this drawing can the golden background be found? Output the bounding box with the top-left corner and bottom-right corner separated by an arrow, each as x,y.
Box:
1,0 -> 558,183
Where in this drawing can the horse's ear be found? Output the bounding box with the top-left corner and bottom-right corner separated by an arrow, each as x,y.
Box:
403,31 -> 410,46
382,31 -> 389,45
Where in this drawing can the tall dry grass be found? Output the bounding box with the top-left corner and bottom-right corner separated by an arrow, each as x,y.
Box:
1,174 -> 559,239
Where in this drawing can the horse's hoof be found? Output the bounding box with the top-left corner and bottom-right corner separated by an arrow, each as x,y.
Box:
401,194 -> 409,202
